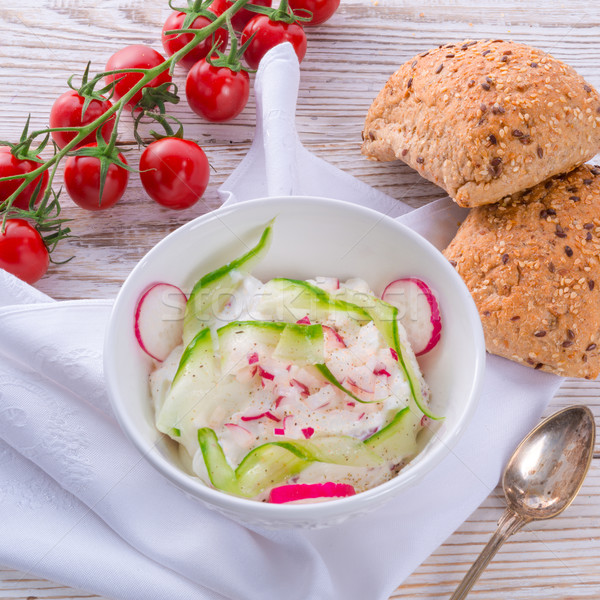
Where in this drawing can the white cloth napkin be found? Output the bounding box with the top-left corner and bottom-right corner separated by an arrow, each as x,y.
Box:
0,43 -> 563,600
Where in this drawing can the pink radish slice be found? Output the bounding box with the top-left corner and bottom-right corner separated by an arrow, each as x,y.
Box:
269,482 -> 356,504
301,427 -> 314,439
344,377 -> 374,401
240,411 -> 280,422
258,366 -> 275,381
291,379 -> 310,396
134,283 -> 187,361
296,316 -> 311,325
248,352 -> 259,365
224,423 -> 253,445
323,325 -> 346,349
382,278 -> 442,356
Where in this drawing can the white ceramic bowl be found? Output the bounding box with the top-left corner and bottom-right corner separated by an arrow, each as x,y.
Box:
104,196 -> 485,528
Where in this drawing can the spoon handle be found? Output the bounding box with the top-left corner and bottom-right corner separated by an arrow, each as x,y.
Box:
449,509 -> 530,600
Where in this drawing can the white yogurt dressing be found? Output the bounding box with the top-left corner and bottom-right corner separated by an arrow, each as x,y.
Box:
151,276 -> 429,498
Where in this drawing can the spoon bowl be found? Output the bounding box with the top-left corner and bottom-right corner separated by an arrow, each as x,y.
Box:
503,405 -> 595,520
450,405 -> 596,600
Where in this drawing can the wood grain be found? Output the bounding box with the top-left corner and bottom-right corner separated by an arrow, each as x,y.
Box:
1,1 -> 600,599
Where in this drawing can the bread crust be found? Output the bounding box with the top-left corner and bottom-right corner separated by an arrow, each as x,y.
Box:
362,40 -> 600,208
443,164 -> 600,378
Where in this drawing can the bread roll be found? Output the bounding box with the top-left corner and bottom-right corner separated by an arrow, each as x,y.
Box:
362,40 -> 600,208
443,164 -> 600,378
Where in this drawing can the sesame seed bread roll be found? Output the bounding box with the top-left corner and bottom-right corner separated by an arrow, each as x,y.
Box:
443,164 -> 600,379
362,40 -> 600,208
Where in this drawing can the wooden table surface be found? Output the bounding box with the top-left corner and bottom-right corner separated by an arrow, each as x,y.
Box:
1,1 -> 599,598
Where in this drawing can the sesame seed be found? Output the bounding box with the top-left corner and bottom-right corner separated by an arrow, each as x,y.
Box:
435,64 -> 444,74
589,280 -> 595,290
584,84 -> 592,93
586,343 -> 597,351
570,195 -> 581,202
510,316 -> 520,321
407,77 -> 413,89
489,134 -> 498,145
531,62 -> 538,68
537,147 -> 544,158
501,56 -> 509,63
584,222 -> 594,229
503,50 -> 512,55
482,49 -> 491,56
534,363 -> 543,370
416,156 -> 424,164
502,253 -> 509,264
565,246 -> 573,257
480,103 -> 487,112
562,340 -> 573,348
401,148 -> 408,157
482,82 -> 491,91
534,330 -> 547,337
446,53 -> 455,58
411,60 -> 417,68
567,329 -> 575,340
512,129 -> 524,138
583,178 -> 593,185
555,225 -> 567,238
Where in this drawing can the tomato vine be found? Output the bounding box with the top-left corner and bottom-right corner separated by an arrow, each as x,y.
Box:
0,0 -> 252,246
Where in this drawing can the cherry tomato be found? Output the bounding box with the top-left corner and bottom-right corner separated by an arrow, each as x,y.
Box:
64,144 -> 129,211
288,0 -> 340,25
241,16 -> 307,70
186,60 -> 250,122
210,0 -> 272,31
0,147 -> 49,210
0,219 -> 49,284
162,12 -> 228,71
139,138 -> 209,210
49,90 -> 116,149
105,45 -> 171,106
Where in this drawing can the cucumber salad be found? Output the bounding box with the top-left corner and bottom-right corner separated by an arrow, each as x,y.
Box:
135,221 -> 443,504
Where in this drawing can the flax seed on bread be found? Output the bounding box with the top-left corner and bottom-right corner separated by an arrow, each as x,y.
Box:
443,164 -> 600,379
362,40 -> 600,208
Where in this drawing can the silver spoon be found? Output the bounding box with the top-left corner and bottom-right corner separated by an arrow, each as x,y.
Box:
450,405 -> 596,600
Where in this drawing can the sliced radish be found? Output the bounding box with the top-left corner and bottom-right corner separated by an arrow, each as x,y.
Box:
296,316 -> 311,325
257,366 -> 275,381
382,278 -> 442,356
240,411 -> 280,422
269,482 -> 356,504
274,416 -> 291,436
290,379 -> 310,396
323,325 -> 346,349
301,427 -> 315,439
248,352 -> 259,365
373,365 -> 391,377
344,377 -> 374,402
223,423 -> 253,445
134,283 -> 187,362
